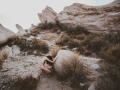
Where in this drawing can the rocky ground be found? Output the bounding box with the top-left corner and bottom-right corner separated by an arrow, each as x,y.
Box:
0,27 -> 101,90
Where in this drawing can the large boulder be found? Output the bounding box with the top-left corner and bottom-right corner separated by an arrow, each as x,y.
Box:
54,50 -> 80,77
0,24 -> 15,44
16,24 -> 26,36
38,6 -> 57,23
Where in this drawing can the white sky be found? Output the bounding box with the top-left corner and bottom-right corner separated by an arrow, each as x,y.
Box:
0,0 -> 114,33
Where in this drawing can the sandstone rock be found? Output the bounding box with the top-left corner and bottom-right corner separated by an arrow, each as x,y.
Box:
0,24 -> 15,45
38,6 -> 57,23
54,50 -> 79,76
16,24 -> 26,36
38,0 -> 120,31
57,0 -> 120,31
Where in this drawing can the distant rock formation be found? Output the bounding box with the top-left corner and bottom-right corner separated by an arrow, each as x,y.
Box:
38,6 -> 57,23
38,0 -> 120,31
16,24 -> 26,36
0,24 -> 15,44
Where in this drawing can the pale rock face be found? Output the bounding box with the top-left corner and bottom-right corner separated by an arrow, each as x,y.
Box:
38,0 -> 120,31
57,0 -> 120,31
54,50 -> 77,75
38,6 -> 57,23
16,24 -> 26,36
0,24 -> 15,44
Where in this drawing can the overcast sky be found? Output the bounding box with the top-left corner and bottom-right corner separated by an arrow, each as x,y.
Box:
0,0 -> 114,33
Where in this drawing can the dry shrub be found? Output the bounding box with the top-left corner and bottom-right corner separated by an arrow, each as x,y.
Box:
87,38 -> 106,52
56,33 -> 70,45
104,44 -> 120,62
0,76 -> 40,90
2,50 -> 9,60
0,50 -> 9,66
68,39 -> 81,48
14,37 -> 49,53
57,30 -> 61,34
30,28 -> 40,34
42,33 -> 56,40
75,34 -> 86,40
83,51 -> 92,56
0,57 -> 3,66
95,62 -> 120,90
33,38 -> 49,53
57,53 -> 88,88
49,46 -> 62,58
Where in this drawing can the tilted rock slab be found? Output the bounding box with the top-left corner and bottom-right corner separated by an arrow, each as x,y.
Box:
0,24 -> 15,45
16,24 -> 26,36
38,6 -> 57,23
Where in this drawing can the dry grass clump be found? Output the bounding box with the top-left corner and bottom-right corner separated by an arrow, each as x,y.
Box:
68,39 -> 81,48
14,37 -> 49,53
30,28 -> 40,34
0,76 -> 40,90
33,38 -> 49,53
104,44 -> 120,62
95,61 -> 120,90
56,33 -> 70,45
58,53 -> 88,88
83,51 -> 92,56
49,46 -> 62,58
75,34 -> 86,40
2,50 -> 9,60
56,33 -> 81,48
0,50 -> 9,66
41,33 -> 56,40
0,57 -> 3,66
95,44 -> 120,90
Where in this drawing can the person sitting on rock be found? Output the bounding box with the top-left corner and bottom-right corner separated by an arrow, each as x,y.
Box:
40,56 -> 56,73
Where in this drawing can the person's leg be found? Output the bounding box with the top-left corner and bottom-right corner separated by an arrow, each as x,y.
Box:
43,68 -> 51,73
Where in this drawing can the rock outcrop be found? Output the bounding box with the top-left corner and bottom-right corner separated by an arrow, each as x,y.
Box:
38,6 -> 57,23
38,0 -> 120,31
0,24 -> 15,44
57,0 -> 120,31
16,24 -> 26,36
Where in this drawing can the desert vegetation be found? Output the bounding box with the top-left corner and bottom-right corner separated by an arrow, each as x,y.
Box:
0,76 -> 40,90
14,37 -> 49,53
0,50 -> 9,67
56,52 -> 89,89
36,20 -> 90,35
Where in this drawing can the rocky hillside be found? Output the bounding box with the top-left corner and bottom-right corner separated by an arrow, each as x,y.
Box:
38,0 -> 120,31
0,0 -> 120,90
